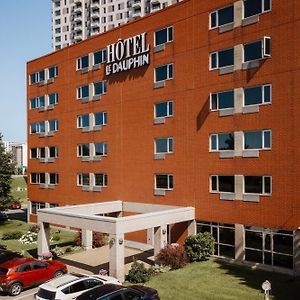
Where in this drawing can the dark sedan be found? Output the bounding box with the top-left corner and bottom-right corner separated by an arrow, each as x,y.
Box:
0,212 -> 8,222
76,283 -> 159,300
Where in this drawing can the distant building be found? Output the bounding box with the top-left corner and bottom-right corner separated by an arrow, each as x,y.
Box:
51,0 -> 181,50
3,141 -> 27,174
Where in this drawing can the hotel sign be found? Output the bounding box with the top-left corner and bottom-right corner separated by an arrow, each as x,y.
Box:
106,32 -> 150,76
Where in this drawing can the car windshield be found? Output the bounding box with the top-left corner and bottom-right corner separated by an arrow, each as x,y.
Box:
0,268 -> 8,275
37,288 -> 56,300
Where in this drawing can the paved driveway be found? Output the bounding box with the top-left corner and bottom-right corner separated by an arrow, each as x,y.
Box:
0,245 -> 154,299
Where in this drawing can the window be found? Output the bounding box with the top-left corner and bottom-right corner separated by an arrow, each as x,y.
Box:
49,93 -> 59,105
48,66 -> 58,79
197,221 -> 235,259
210,5 -> 234,29
155,26 -> 173,46
30,121 -> 45,134
30,148 -> 38,159
49,173 -> 59,185
245,227 -> 293,269
78,144 -> 90,157
94,81 -> 107,96
210,133 -> 234,151
244,176 -> 271,195
95,142 -> 107,156
31,202 -> 46,215
78,173 -> 90,186
155,63 -> 173,82
244,84 -> 271,106
243,0 -> 271,19
210,48 -> 234,70
77,55 -> 89,70
94,173 -> 107,187
244,130 -> 271,150
155,137 -> 173,154
77,114 -> 90,128
16,264 -> 32,273
30,70 -> 45,84
155,174 -> 173,190
39,147 -> 46,158
211,175 -> 235,193
243,37 -> 271,62
210,90 -> 234,110
49,119 -> 58,132
77,85 -> 89,99
123,290 -> 142,300
55,19 -> 61,25
93,49 -> 107,65
49,146 -> 58,158
155,101 -> 173,118
94,112 -> 107,126
31,261 -> 47,270
30,96 -> 45,109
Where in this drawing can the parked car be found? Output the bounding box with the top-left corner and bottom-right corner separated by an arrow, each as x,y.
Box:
0,249 -> 23,264
0,257 -> 67,296
35,273 -> 121,300
76,283 -> 160,300
8,201 -> 22,210
0,211 -> 8,222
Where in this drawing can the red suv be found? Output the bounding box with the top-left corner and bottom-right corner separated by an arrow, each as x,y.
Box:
0,257 -> 67,296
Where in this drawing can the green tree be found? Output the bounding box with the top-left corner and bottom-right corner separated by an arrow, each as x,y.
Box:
0,134 -> 15,208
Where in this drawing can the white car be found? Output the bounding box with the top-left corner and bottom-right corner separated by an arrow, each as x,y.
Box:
35,273 -> 120,300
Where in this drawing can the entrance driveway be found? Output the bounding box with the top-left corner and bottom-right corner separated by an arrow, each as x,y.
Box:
0,245 -> 154,300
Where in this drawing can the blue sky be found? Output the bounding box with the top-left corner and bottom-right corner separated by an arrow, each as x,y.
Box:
0,1 -> 52,142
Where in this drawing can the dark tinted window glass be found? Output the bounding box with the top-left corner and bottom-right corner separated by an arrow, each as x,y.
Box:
244,131 -> 262,149
218,133 -> 234,150
211,176 -> 217,191
39,70 -> 45,81
155,28 -> 168,45
39,147 -> 45,157
273,254 -> 293,269
211,53 -> 217,69
244,41 -> 262,62
87,279 -> 103,288
81,115 -> 89,127
70,281 -> 88,293
81,85 -> 89,98
17,264 -> 32,272
245,176 -> 263,194
155,65 -> 167,82
264,0 -> 271,11
264,176 -> 271,194
218,176 -> 235,193
156,175 -> 168,189
245,249 -> 263,263
49,147 -> 57,158
81,56 -> 89,69
49,93 -> 58,105
32,261 -> 47,270
40,173 -> 46,184
155,102 -> 168,117
219,6 -> 234,26
219,48 -> 234,67
210,11 -> 217,28
244,0 -> 262,18
37,288 -> 56,300
219,227 -> 235,245
123,290 -> 142,300
219,245 -> 235,258
273,234 -> 293,255
109,294 -> 123,300
244,86 -> 263,105
95,113 -> 106,125
218,91 -> 234,109
0,268 -> 8,275
245,230 -> 262,249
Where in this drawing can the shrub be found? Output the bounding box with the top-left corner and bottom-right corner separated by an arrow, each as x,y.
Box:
51,246 -> 65,258
155,243 -> 188,270
65,246 -> 72,253
19,231 -> 38,244
52,234 -> 60,242
184,232 -> 215,262
74,231 -> 108,248
126,261 -> 153,283
2,231 -> 23,240
0,244 -> 7,250
29,224 -> 39,233
151,264 -> 171,274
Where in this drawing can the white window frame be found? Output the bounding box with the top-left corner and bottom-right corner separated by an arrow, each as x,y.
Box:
242,0 -> 272,19
76,55 -> 89,70
243,175 -> 272,195
209,4 -> 234,30
209,133 -> 234,152
94,173 -> 108,187
48,119 -> 59,132
155,174 -> 174,191
94,111 -> 107,126
209,90 -> 235,111
48,65 -> 59,78
49,92 -> 59,105
77,84 -> 89,99
154,26 -> 173,46
243,37 -> 272,63
48,146 -> 59,158
243,129 -> 272,150
154,100 -> 173,118
94,142 -> 108,156
77,114 -> 90,128
77,173 -> 90,186
154,63 -> 174,83
77,144 -> 90,157
210,175 -> 235,194
93,80 -> 107,96
155,137 -> 173,154
93,49 -> 107,66
49,173 -> 59,185
243,84 -> 272,107
209,47 -> 234,70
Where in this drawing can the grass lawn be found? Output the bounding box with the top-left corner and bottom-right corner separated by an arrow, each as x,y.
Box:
0,220 -> 76,257
146,260 -> 299,300
10,176 -> 27,204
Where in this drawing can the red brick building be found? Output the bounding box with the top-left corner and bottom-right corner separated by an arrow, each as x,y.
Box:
27,0 -> 300,274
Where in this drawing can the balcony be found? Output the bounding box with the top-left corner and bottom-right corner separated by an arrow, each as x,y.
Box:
73,32 -> 82,41
91,29 -> 100,36
91,10 -> 100,18
132,10 -> 142,18
73,23 -> 82,31
151,0 -> 160,4
73,6 -> 82,13
91,21 -> 100,29
73,15 -> 82,22
74,0 -> 81,4
132,0 -> 141,8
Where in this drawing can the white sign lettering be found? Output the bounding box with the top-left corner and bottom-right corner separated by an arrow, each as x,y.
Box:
106,32 -> 150,76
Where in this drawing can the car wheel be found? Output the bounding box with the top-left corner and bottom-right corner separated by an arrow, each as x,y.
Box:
54,270 -> 64,277
8,282 -> 22,296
